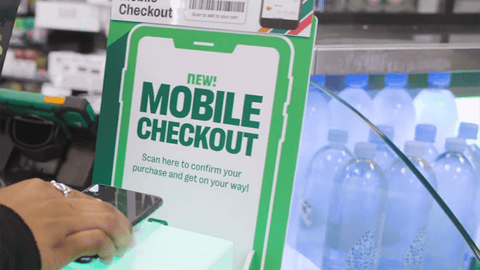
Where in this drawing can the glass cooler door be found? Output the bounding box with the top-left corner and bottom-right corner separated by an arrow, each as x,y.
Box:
282,22 -> 480,270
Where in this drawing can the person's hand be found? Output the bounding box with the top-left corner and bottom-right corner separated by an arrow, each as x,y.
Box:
0,178 -> 132,270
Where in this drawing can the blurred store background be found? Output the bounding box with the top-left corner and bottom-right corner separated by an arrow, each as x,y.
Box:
1,0 -> 480,269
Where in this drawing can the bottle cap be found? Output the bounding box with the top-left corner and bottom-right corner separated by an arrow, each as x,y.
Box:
445,137 -> 466,153
415,124 -> 437,143
311,75 -> 326,86
428,72 -> 451,88
458,122 -> 479,140
345,74 -> 368,89
369,125 -> 394,144
404,141 -> 425,158
328,129 -> 348,144
385,73 -> 408,88
354,142 -> 376,159
309,82 -> 319,91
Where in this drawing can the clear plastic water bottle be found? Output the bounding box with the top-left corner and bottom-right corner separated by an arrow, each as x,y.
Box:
296,129 -> 353,268
296,77 -> 331,180
457,122 -> 480,265
369,125 -> 396,172
286,77 -> 331,249
414,124 -> 439,164
458,122 -> 480,184
380,141 -> 437,270
373,73 -> 416,149
314,0 -> 324,11
413,72 -> 459,153
322,142 -> 388,270
329,75 -> 375,152
425,138 -> 476,270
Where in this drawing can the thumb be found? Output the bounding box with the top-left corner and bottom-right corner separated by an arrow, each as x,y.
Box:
65,229 -> 117,265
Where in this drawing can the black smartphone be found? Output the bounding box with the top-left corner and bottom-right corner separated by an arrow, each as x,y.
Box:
82,184 -> 163,226
75,184 -> 163,263
259,0 -> 302,30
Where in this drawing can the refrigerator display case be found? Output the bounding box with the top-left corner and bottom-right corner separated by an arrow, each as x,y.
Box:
283,23 -> 480,270
315,0 -> 480,24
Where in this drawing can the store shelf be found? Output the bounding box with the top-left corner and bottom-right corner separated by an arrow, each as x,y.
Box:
313,43 -> 480,75
312,24 -> 480,75
0,75 -> 49,83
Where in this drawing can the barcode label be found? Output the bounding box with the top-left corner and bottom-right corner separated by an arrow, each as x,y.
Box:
188,0 -> 246,13
184,0 -> 248,24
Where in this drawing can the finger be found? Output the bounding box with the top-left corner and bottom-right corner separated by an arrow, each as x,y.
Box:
40,198 -> 113,215
46,198 -> 133,251
46,181 -> 74,198
31,178 -> 66,199
59,211 -> 132,252
46,198 -> 132,244
67,198 -> 132,232
52,197 -> 118,216
66,229 -> 116,264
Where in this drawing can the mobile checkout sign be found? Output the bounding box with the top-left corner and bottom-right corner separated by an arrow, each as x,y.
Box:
93,0 -> 317,268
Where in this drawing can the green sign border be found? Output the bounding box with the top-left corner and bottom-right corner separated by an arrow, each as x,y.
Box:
93,19 -> 317,269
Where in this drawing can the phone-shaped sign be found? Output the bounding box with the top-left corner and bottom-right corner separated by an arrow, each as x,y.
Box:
260,0 -> 303,30
110,25 -> 293,269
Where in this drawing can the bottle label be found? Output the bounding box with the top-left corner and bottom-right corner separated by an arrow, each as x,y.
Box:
403,227 -> 427,270
345,230 -> 378,270
300,199 -> 312,226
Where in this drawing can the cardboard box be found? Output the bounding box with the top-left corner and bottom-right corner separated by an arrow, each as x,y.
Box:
35,1 -> 102,32
48,51 -> 106,92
